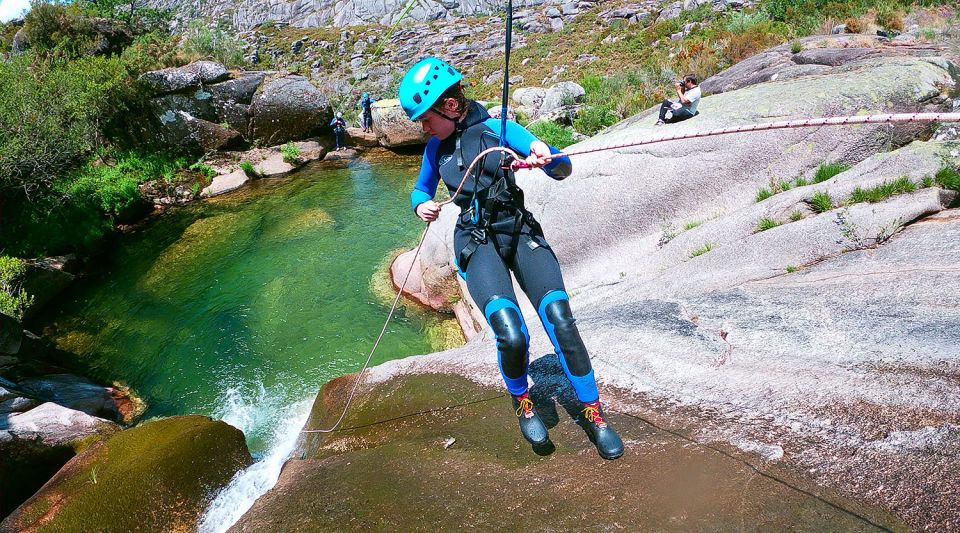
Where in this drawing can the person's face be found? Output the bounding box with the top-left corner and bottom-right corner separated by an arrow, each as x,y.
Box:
684,79 -> 695,89
416,97 -> 459,140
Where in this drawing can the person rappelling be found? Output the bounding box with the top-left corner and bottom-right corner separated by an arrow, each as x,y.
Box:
398,57 -> 625,460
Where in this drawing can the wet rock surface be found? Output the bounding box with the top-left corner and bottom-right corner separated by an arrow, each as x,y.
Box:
234,373 -> 901,531
0,416 -> 252,533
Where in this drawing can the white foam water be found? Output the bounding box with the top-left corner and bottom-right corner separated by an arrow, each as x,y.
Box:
198,385 -> 313,533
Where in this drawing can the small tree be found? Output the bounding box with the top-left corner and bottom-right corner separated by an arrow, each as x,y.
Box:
0,256 -> 34,319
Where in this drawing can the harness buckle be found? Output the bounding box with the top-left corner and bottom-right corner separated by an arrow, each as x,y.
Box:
470,227 -> 487,244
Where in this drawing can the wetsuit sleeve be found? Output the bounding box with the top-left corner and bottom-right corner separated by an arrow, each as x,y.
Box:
488,119 -> 573,180
411,137 -> 441,211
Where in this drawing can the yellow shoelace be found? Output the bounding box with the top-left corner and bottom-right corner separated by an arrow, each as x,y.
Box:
582,405 -> 602,424
515,397 -> 534,417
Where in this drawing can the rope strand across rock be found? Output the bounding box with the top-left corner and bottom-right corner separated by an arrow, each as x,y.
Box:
302,112 -> 960,434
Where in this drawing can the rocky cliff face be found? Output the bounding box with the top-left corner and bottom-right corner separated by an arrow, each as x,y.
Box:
150,0 -> 564,30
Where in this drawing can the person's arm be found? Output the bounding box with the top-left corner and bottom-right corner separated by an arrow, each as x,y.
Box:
677,84 -> 691,105
411,138 -> 442,221
487,119 -> 573,180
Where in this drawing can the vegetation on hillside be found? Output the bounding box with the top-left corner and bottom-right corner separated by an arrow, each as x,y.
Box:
0,0 -> 248,258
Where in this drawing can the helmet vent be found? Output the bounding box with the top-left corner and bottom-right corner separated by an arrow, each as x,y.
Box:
412,93 -> 422,104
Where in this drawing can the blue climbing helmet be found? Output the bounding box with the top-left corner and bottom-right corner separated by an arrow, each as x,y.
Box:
398,57 -> 462,120
362,92 -> 369,98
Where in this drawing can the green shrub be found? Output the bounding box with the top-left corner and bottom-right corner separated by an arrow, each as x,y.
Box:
191,182 -> 202,196
281,142 -> 301,164
794,177 -> 808,187
756,217 -> 782,232
810,191 -> 833,213
189,162 -> 217,179
790,210 -> 804,221
790,41 -> 803,54
528,121 -> 575,149
0,256 -> 34,320
786,265 -> 798,273
689,242 -> 714,258
119,32 -> 187,76
726,10 -> 772,33
180,19 -> 246,68
0,52 -> 133,201
921,175 -> 935,188
848,176 -> 916,203
813,161 -> 850,183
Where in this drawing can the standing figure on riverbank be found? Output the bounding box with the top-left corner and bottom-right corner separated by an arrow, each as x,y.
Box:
330,112 -> 347,150
358,92 -> 376,132
399,57 -> 624,460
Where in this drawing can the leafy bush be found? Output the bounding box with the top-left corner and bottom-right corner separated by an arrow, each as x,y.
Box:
528,121 -> 575,149
848,176 -> 916,203
726,10 -> 771,33
119,32 -> 187,76
810,191 -> 833,213
180,19 -> 246,68
0,256 -> 34,320
876,7 -> 905,32
281,142 -> 301,164
0,52 -> 133,201
813,161 -> 850,183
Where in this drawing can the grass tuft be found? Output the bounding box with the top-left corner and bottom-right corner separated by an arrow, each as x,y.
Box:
756,188 -> 773,202
756,217 -> 782,232
935,166 -> 960,191
786,265 -> 798,273
813,162 -> 850,184
810,191 -> 833,213
848,177 -> 916,203
683,220 -> 703,231
790,210 -> 804,222
689,242 -> 714,258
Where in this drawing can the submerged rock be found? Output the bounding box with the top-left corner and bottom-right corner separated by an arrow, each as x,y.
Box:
0,416 -> 251,533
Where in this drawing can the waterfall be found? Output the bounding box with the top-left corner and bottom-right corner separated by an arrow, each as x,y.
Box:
198,385 -> 313,533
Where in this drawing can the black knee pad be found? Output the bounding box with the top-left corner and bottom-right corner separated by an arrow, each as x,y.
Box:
488,306 -> 529,379
543,299 -> 593,377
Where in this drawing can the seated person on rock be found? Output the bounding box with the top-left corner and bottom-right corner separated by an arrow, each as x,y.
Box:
656,74 -> 701,125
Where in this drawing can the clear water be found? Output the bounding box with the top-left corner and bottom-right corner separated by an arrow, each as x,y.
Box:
36,154 -> 441,452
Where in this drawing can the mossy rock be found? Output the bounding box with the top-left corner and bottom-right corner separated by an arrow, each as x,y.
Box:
0,415 -> 252,533
235,372 -> 903,532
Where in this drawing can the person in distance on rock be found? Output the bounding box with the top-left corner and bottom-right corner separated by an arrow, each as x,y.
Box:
330,111 -> 347,150
358,92 -> 376,132
655,74 -> 701,125
399,57 -> 624,460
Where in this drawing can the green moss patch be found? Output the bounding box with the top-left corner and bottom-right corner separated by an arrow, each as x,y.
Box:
1,416 -> 252,533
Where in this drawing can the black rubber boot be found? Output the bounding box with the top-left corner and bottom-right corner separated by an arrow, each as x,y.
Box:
512,392 -> 549,445
582,401 -> 624,460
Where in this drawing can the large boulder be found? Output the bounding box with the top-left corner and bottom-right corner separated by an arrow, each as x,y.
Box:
139,60 -> 230,96
538,81 -> 586,119
0,416 -> 252,533
372,99 -> 430,147
234,373 -> 904,531
0,402 -> 120,518
17,374 -> 136,424
249,75 -> 333,146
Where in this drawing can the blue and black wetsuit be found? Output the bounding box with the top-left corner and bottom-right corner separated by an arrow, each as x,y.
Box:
410,101 -> 599,404
359,96 -> 375,130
